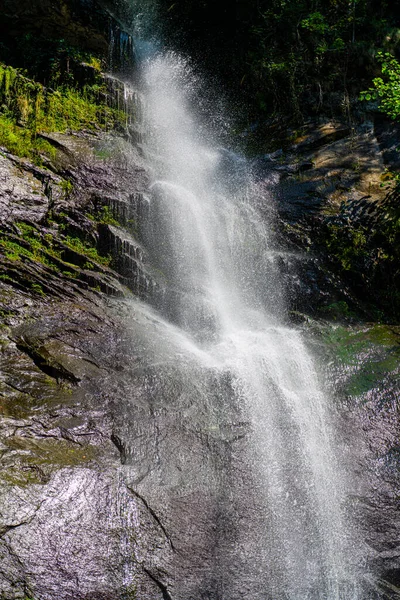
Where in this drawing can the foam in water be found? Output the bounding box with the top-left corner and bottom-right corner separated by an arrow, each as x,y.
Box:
122,50 -> 368,598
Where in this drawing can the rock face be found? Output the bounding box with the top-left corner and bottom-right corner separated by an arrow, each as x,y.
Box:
0,128 -> 178,599
0,97 -> 400,600
256,118 -> 400,321
263,117 -> 400,594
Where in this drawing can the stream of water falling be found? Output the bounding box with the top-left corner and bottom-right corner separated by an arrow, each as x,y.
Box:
120,41 -> 367,600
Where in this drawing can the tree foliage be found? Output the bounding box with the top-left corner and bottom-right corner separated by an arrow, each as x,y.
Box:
360,52 -> 400,120
155,0 -> 400,124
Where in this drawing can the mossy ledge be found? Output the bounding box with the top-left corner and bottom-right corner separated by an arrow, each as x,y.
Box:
0,62 -> 127,164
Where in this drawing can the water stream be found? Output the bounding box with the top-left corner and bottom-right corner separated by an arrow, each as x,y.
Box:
119,37 -> 367,600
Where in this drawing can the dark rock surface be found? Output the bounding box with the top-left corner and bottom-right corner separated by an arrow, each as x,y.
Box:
0,128 -> 175,598
304,320 -> 400,590
0,112 -> 399,600
257,118 -> 400,321
265,117 -> 400,592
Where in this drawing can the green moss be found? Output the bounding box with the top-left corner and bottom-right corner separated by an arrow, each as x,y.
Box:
59,178 -> 73,196
30,282 -> 45,296
0,115 -> 56,163
0,63 -> 129,163
85,56 -> 103,72
323,323 -> 400,397
0,224 -> 58,269
34,87 -> 110,133
324,223 -> 367,271
0,470 -> 44,486
0,391 -> 37,419
1,221 -> 111,284
64,235 -> 111,266
93,146 -> 114,160
323,326 -> 364,367
98,205 -> 120,227
321,198 -> 400,318
16,221 -> 37,236
321,300 -> 357,321
0,238 -> 37,262
0,437 -> 98,487
4,437 -> 97,467
122,584 -> 137,599
346,355 -> 399,396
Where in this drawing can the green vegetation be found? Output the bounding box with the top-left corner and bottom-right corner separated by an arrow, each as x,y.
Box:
357,51 -> 400,317
121,584 -> 137,600
0,274 -> 13,283
247,0 -> 395,120
0,220 -> 112,287
30,282 -> 45,296
4,436 -> 96,466
360,52 -> 400,119
0,115 -> 56,161
0,29 -> 107,86
323,323 -> 400,397
157,0 -> 400,130
59,179 -> 74,196
64,235 -> 111,266
324,224 -> 368,271
0,437 -> 97,486
0,222 -> 59,268
98,205 -> 120,227
321,301 -> 357,321
321,198 -> 400,318
0,63 -> 127,163
0,238 -> 37,262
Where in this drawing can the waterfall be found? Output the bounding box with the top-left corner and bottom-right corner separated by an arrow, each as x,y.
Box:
117,39 -> 368,600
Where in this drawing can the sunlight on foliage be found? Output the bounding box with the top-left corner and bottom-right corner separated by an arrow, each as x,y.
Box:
0,63 -> 127,163
360,52 -> 400,120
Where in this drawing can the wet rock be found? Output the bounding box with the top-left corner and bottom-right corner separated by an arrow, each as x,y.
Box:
0,108 -> 400,600
273,119 -> 387,223
265,117 -> 400,321
0,152 -> 57,224
310,323 -> 400,583
98,223 -> 159,296
290,121 -> 352,152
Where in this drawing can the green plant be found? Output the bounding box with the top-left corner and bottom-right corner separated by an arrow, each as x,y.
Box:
360,52 -> 400,120
62,270 -> 77,278
122,583 -> 137,599
30,282 -> 45,296
64,235 -> 111,266
0,62 -> 128,163
98,205 -> 120,226
59,179 -> 73,196
0,114 -> 56,163
0,239 -> 36,262
325,224 -> 367,270
0,274 -> 13,283
16,221 -> 37,236
85,56 -> 103,71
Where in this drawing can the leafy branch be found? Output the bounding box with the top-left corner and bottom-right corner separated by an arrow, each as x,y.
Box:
360,51 -> 400,120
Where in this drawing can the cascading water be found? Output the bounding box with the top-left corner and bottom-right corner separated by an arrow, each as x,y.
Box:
117,32 -> 370,600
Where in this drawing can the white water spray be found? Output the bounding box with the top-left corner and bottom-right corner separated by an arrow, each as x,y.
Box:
125,51 -> 366,599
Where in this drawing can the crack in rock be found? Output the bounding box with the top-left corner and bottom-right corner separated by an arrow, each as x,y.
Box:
126,485 -> 176,552
143,567 -> 173,600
